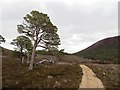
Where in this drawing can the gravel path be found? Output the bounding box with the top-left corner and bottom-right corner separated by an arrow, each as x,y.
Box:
79,64 -> 105,88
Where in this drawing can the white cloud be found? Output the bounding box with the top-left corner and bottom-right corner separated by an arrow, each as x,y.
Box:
0,38 -> 14,50
0,0 -> 118,53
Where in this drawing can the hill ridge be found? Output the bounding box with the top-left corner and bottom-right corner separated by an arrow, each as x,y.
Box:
74,35 -> 119,63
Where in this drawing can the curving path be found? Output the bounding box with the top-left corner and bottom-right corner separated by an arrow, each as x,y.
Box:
79,64 -> 105,88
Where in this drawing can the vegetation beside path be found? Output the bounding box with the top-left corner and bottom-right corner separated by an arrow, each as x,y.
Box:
2,56 -> 82,88
86,64 -> 119,88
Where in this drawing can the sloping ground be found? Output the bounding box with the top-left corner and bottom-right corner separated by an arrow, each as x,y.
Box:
1,46 -> 14,56
35,54 -> 92,64
85,64 -> 119,88
79,65 -> 104,88
75,36 -> 120,63
2,56 -> 82,88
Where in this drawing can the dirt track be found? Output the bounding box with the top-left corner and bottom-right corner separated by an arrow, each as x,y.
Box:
79,64 -> 105,88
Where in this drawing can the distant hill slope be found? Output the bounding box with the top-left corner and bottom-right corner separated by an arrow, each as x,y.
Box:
74,36 -> 120,63
0,46 -> 14,56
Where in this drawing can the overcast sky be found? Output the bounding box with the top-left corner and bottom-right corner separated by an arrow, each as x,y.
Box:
0,0 -> 118,53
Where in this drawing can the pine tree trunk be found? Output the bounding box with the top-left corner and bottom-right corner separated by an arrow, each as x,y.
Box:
27,52 -> 30,63
20,48 -> 23,64
29,44 -> 36,70
22,57 -> 24,64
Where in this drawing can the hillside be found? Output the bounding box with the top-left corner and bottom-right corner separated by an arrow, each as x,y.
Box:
1,45 -> 119,88
1,47 -> 83,88
74,36 -> 120,63
0,46 -> 14,56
